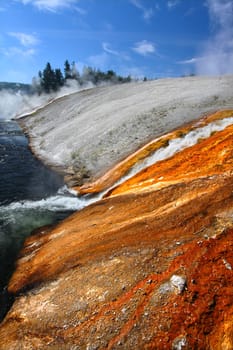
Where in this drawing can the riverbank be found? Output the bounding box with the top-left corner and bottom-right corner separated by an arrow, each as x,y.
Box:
17,75 -> 233,187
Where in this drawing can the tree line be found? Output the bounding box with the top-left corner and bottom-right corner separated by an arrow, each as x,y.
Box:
33,60 -> 132,94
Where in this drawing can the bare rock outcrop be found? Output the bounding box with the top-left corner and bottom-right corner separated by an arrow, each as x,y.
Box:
0,110 -> 232,349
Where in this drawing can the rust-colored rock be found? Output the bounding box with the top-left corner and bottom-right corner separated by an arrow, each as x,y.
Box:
107,121 -> 233,197
0,111 -> 233,349
76,109 -> 233,195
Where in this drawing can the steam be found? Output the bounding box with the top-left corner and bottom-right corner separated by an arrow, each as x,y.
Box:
0,80 -> 94,120
0,90 -> 50,120
196,0 -> 233,75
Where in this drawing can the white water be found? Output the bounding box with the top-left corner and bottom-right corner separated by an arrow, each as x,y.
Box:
0,186 -> 87,214
1,194 -> 83,213
0,186 -> 102,231
1,116 -> 232,216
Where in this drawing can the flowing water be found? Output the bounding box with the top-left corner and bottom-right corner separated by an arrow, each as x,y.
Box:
0,115 -> 232,321
109,116 -> 233,189
0,120 -> 86,320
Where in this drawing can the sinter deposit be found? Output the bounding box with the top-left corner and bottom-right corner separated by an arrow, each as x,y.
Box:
18,75 -> 233,186
1,76 -> 233,349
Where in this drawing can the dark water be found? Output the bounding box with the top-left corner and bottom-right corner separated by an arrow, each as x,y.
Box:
0,121 -> 64,205
0,120 -> 81,320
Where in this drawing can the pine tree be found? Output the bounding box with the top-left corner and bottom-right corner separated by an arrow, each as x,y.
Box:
41,62 -> 55,93
35,59 -> 133,95
37,63 -> 65,93
55,68 -> 65,88
64,60 -> 72,80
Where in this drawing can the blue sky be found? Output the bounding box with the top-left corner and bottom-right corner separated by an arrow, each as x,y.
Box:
1,0 -> 233,83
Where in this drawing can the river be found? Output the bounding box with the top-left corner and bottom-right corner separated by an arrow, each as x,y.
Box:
0,119 -> 82,320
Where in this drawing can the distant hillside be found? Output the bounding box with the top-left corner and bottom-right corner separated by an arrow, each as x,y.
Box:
0,82 -> 32,94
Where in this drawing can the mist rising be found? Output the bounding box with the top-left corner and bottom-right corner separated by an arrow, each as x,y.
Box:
196,0 -> 233,75
0,79 -> 94,120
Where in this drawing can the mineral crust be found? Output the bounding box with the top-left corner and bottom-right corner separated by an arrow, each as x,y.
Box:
0,110 -> 233,349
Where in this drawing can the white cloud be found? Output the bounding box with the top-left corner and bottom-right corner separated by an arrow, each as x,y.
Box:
207,0 -> 233,28
167,0 -> 181,9
74,6 -> 86,15
2,47 -> 36,57
129,0 -> 155,21
177,57 -> 204,65
132,40 -> 155,56
195,0 -> 233,75
102,42 -> 119,56
8,32 -> 39,46
102,43 -> 130,61
88,43 -> 130,71
17,0 -> 82,12
2,32 -> 39,60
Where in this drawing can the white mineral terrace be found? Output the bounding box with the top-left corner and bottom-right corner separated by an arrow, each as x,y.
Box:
19,75 -> 233,178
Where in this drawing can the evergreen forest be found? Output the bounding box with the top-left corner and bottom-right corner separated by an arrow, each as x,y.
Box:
34,60 -> 132,94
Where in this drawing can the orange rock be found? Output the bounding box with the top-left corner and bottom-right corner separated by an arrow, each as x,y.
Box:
0,111 -> 233,349
107,122 -> 233,196
76,109 -> 233,195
